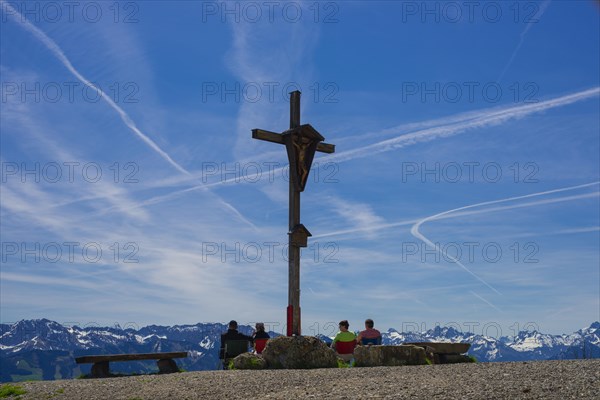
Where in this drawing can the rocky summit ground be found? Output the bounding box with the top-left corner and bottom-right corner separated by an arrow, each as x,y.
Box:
7,360 -> 599,399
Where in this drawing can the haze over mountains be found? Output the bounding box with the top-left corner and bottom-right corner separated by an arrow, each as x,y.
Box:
1,319 -> 598,382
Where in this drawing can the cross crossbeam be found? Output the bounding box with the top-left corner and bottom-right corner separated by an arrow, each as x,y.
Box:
251,128 -> 336,154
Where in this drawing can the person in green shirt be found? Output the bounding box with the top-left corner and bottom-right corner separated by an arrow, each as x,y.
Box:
331,320 -> 356,362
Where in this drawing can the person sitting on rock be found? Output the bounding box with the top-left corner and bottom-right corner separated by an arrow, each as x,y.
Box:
252,322 -> 270,354
331,320 -> 357,362
219,320 -> 253,361
252,322 -> 270,340
356,318 -> 382,345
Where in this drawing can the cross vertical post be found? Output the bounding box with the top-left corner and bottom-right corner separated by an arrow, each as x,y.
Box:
288,91 -> 301,336
252,91 -> 335,336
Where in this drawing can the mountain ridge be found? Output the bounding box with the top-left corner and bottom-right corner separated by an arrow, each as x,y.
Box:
1,319 -> 598,382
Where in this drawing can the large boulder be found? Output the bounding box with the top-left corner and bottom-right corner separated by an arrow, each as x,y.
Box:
354,345 -> 427,367
261,336 -> 338,369
231,353 -> 267,370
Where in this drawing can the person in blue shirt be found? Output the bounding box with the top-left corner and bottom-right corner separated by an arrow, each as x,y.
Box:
356,318 -> 382,345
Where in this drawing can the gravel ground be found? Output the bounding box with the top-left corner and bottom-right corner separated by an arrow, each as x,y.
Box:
8,360 -> 599,400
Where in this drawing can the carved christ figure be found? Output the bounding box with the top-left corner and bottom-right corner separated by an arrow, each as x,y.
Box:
292,133 -> 312,188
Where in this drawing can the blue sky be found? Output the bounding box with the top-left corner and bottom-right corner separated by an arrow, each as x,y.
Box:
1,0 -> 598,338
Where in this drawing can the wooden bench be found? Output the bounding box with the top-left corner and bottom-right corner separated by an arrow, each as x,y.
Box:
75,352 -> 188,378
405,342 -> 471,364
220,340 -> 251,369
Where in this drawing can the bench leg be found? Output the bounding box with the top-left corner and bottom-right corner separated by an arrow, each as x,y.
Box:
91,361 -> 110,378
157,358 -> 179,374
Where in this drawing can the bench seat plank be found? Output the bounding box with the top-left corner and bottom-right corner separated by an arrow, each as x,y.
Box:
76,351 -> 188,364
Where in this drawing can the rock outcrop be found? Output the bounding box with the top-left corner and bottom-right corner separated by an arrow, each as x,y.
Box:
354,345 -> 427,367
231,353 -> 267,370
261,336 -> 338,369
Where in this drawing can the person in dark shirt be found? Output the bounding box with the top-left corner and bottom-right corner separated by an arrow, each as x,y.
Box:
219,320 -> 252,360
252,322 -> 270,340
252,322 -> 270,354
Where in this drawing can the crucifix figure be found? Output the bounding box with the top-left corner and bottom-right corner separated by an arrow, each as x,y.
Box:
252,91 -> 335,336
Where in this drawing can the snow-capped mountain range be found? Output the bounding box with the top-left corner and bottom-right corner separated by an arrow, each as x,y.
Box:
1,319 -> 598,382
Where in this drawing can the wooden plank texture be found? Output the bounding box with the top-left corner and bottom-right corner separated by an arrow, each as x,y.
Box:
75,351 -> 188,364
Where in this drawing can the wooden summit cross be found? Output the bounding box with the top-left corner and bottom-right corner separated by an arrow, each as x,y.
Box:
252,90 -> 335,336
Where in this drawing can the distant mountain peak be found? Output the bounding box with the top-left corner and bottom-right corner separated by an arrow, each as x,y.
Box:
429,325 -> 463,338
586,321 -> 600,330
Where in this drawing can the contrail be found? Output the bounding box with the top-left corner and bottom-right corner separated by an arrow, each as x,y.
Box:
329,87 -> 600,164
470,291 -> 503,313
410,182 -> 599,294
3,1 -> 258,229
497,0 -> 552,83
114,87 -> 600,212
312,190 -> 598,240
1,1 -> 190,176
